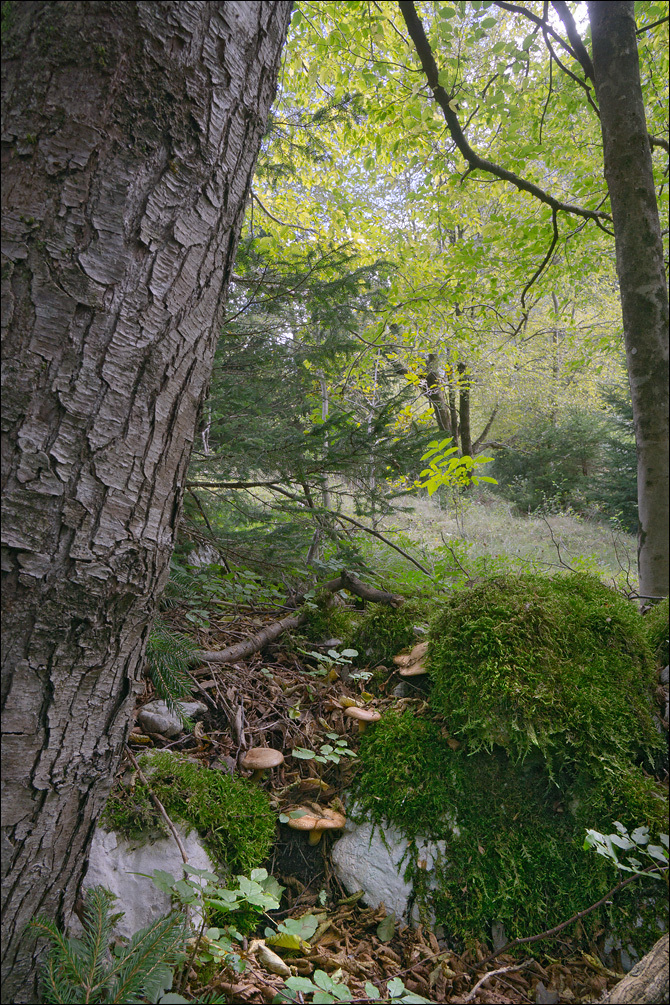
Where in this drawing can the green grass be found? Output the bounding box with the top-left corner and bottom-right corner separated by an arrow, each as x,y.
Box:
342,490 -> 638,597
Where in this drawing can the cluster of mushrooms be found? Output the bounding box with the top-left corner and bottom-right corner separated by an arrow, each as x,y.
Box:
239,640 -> 428,844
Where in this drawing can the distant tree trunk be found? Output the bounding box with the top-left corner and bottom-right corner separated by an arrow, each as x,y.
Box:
0,2 -> 292,1001
424,353 -> 453,436
458,362 -> 473,457
587,1 -> 669,600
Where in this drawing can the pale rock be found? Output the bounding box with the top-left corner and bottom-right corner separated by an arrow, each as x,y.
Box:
78,825 -> 217,940
137,699 -> 207,737
331,814 -> 449,923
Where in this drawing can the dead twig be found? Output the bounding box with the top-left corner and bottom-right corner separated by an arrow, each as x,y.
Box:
124,745 -> 188,863
461,960 -> 532,1002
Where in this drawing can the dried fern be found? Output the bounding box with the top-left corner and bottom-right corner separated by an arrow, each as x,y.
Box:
29,886 -> 186,1004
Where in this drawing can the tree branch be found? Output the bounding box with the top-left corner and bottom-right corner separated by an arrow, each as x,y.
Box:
550,0 -> 596,80
398,2 -> 610,223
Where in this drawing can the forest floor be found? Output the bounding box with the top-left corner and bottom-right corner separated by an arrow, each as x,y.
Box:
125,586 -> 658,1005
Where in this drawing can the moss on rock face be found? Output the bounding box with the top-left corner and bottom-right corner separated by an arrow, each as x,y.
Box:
351,709 -> 667,948
428,574 -> 660,777
644,597 -> 669,666
102,752 -> 275,877
348,574 -> 667,950
352,600 -> 429,667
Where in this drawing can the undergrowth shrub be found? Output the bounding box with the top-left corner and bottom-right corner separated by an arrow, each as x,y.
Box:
103,752 -> 275,876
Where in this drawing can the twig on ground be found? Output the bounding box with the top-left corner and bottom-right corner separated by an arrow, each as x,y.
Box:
124,745 -> 189,863
462,960 -> 532,1002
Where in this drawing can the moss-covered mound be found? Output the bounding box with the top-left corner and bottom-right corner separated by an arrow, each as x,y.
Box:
644,597 -> 669,666
428,574 -> 660,777
103,752 -> 275,876
351,709 -> 667,948
352,600 -> 429,667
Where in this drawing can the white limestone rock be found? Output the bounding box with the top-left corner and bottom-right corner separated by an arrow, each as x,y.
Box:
331,815 -> 449,923
78,825 -> 216,939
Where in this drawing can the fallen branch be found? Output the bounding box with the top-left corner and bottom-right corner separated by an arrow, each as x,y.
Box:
198,610 -> 308,663
198,570 -> 405,663
321,569 -> 405,608
462,960 -> 532,1002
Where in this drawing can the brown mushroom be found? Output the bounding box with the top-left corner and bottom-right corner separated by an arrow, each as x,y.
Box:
240,747 -> 285,782
393,641 -> 428,667
399,658 -> 427,678
344,706 -> 381,734
286,806 -> 347,845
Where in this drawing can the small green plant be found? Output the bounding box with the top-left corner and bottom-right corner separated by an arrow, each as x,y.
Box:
146,617 -> 199,720
151,865 -> 284,937
297,647 -> 359,676
265,913 -> 319,951
291,733 -> 357,765
584,823 -> 669,878
414,438 -> 497,495
29,886 -> 186,1004
273,970 -> 431,1004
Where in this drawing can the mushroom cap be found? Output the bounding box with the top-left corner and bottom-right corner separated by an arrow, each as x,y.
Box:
286,806 -> 346,833
240,747 -> 285,771
344,706 -> 381,723
399,659 -> 427,677
286,810 -> 321,832
393,641 -> 428,667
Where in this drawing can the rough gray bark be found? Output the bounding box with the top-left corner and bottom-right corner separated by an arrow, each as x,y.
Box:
600,933 -> 669,1004
587,1 -> 669,600
0,2 -> 292,1001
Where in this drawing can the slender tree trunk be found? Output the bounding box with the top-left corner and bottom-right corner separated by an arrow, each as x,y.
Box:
0,3 -> 292,1001
587,1 -> 669,599
458,362 -> 473,457
424,353 -> 453,435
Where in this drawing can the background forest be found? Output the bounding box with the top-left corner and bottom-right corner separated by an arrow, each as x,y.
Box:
178,0 -> 666,595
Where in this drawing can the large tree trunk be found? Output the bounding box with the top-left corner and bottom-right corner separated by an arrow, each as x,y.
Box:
0,2 -> 292,1001
600,934 -> 669,1004
587,2 -> 669,600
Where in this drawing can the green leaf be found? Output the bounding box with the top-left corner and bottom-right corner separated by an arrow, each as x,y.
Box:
376,913 -> 395,942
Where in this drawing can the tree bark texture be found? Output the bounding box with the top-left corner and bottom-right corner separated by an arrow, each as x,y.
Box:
587,1 -> 669,599
600,933 -> 669,1004
0,2 -> 292,1000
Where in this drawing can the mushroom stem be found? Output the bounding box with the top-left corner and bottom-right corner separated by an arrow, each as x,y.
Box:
250,769 -> 266,783
308,829 -> 323,846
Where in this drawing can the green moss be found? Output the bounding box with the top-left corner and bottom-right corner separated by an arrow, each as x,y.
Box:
352,600 -> 429,667
643,597 -> 669,666
300,598 -> 361,646
428,574 -> 660,777
351,710 -> 667,949
102,752 -> 276,877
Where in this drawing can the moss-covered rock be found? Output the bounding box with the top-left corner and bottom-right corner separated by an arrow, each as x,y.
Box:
352,600 -> 429,667
644,597 -> 669,666
102,752 -> 275,877
350,709 -> 667,949
428,573 -> 661,777
347,574 -> 667,951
